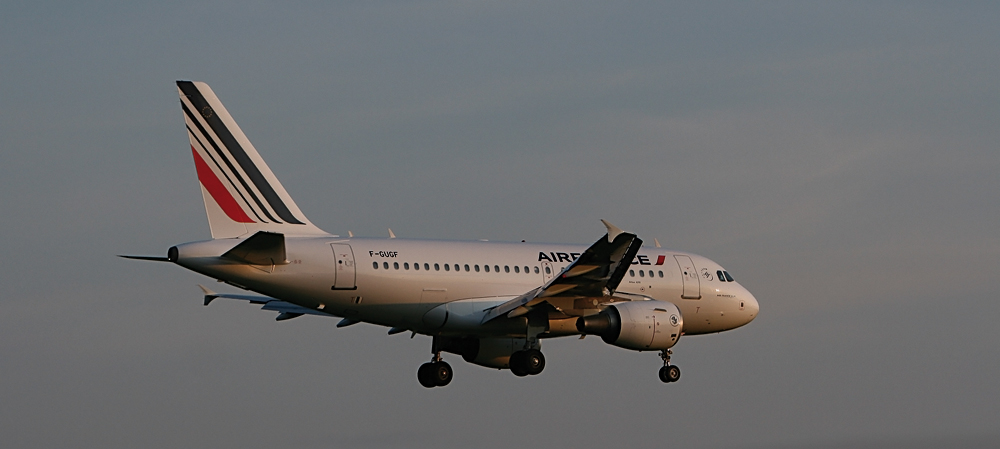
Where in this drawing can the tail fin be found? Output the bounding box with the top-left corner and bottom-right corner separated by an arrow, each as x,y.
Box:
177,81 -> 327,238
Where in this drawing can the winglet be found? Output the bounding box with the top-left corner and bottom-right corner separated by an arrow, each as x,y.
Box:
601,219 -> 624,243
198,284 -> 219,306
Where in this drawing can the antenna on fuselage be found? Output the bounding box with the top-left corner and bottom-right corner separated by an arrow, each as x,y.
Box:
388,228 -> 396,239
654,238 -> 662,248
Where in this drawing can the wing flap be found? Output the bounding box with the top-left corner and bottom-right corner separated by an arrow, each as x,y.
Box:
482,220 -> 642,322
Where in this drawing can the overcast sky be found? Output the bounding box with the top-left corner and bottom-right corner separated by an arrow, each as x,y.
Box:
2,2 -> 998,448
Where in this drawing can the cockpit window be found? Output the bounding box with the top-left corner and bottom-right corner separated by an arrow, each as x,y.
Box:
717,270 -> 725,282
724,271 -> 734,282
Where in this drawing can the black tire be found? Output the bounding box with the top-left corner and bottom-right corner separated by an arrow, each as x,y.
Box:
509,351 -> 528,377
660,365 -> 680,383
432,361 -> 453,387
523,349 -> 545,375
417,363 -> 436,388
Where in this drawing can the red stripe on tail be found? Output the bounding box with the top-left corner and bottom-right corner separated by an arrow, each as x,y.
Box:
655,255 -> 666,265
191,147 -> 255,223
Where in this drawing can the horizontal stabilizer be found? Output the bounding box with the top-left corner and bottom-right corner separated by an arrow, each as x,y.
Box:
222,231 -> 287,265
119,255 -> 172,262
197,285 -> 329,320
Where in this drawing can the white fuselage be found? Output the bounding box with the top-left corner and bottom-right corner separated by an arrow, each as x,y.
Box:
174,236 -> 759,338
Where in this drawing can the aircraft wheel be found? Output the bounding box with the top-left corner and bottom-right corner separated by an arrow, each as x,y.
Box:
659,365 -> 681,383
509,351 -> 528,377
432,361 -> 453,387
523,349 -> 545,375
417,362 -> 437,388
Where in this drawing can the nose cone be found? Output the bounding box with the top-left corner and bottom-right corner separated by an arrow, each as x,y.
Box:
742,287 -> 759,323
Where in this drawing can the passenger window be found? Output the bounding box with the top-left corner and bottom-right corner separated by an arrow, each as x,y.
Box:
404,262 -> 409,270
724,271 -> 734,282
372,261 -> 378,269
455,264 -> 460,271
414,263 -> 419,271
464,264 -> 470,272
494,265 -> 500,273
629,270 -> 635,277
444,264 -> 450,271
639,270 -> 644,277
434,263 -> 440,271
484,265 -> 490,272
393,262 -> 399,270
545,266 -> 551,274
475,265 -> 480,272
717,270 -> 725,282
534,266 -> 539,274
658,270 -> 663,278
648,270 -> 654,277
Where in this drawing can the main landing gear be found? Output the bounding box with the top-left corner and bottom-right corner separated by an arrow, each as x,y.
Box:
658,349 -> 681,383
417,354 -> 453,388
509,349 -> 545,377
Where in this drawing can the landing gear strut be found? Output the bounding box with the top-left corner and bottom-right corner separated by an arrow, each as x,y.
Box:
509,313 -> 547,377
418,341 -> 453,388
658,349 -> 680,383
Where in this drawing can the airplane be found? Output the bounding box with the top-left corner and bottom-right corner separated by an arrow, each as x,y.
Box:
123,81 -> 759,388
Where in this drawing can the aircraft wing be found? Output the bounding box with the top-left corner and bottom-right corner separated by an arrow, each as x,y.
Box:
198,285 -> 329,321
482,220 -> 642,322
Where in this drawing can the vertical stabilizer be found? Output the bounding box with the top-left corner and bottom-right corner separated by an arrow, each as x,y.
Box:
177,81 -> 328,238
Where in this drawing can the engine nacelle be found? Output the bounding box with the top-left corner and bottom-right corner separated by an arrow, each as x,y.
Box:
576,300 -> 683,351
437,336 -> 527,369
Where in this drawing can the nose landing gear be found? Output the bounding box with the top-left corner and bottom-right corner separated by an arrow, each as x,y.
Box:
658,349 -> 680,383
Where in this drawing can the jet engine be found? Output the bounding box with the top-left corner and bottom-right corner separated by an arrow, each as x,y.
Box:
576,300 -> 683,351
437,336 -> 527,369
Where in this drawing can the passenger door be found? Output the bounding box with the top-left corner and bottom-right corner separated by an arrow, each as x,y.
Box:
674,255 -> 701,299
330,243 -> 356,290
